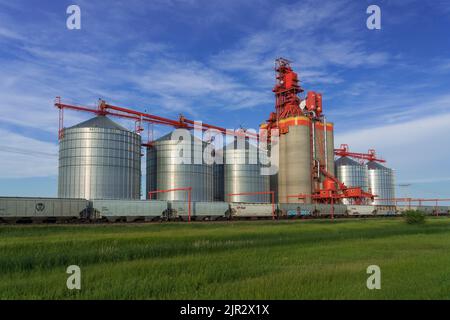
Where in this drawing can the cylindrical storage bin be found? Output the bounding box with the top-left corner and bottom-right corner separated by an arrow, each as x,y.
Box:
335,156 -> 369,205
224,139 -> 270,203
313,121 -> 335,186
213,162 -> 224,201
146,132 -> 213,201
278,117 -> 312,203
325,122 -> 335,176
58,116 -> 141,200
367,161 -> 396,206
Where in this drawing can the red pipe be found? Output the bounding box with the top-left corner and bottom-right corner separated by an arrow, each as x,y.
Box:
55,98 -> 259,139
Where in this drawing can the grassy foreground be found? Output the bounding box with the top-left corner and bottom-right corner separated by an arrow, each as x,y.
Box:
1,218 -> 450,300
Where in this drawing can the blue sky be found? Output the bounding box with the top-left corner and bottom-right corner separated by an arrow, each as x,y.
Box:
0,0 -> 450,201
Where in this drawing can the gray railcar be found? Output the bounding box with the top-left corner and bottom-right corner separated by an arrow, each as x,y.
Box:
167,201 -> 229,221
279,203 -> 315,217
91,199 -> 168,222
0,197 -> 89,222
229,203 -> 274,218
315,204 -> 347,217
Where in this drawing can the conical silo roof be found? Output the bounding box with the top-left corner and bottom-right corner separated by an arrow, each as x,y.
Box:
367,161 -> 388,170
154,132 -> 178,142
155,131 -> 205,144
70,115 -> 128,131
335,156 -> 359,166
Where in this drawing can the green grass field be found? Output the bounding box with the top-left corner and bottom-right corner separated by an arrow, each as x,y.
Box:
1,217 -> 450,300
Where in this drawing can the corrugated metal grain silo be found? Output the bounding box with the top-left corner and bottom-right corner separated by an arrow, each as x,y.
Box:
58,116 -> 141,200
224,139 -> 270,203
367,161 -> 396,206
146,132 -> 214,201
335,156 -> 369,204
146,143 -> 157,197
213,161 -> 224,201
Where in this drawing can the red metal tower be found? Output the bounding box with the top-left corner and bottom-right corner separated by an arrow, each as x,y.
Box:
273,58 -> 303,119
265,58 -> 323,134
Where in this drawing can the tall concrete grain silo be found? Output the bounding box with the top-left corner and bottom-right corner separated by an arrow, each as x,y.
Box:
367,161 -> 396,207
58,115 -> 141,200
224,139 -> 270,203
325,122 -> 335,176
278,116 -> 312,203
146,132 -> 214,201
313,121 -> 335,179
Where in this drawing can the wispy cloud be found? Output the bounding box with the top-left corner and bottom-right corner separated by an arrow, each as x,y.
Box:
335,112 -> 450,185
0,25 -> 25,41
211,0 -> 392,90
0,129 -> 57,178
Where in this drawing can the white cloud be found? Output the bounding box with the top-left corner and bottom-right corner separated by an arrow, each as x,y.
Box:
0,26 -> 24,41
335,113 -> 450,187
0,129 -> 58,178
270,0 -> 352,33
211,0 -> 391,89
131,61 -> 238,95
124,57 -> 272,113
329,89 -> 450,133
